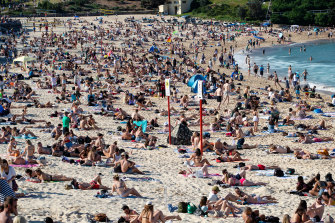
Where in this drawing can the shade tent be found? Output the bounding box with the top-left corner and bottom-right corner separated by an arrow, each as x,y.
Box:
13,56 -> 36,63
187,74 -> 206,87
254,36 -> 265,40
167,122 -> 192,145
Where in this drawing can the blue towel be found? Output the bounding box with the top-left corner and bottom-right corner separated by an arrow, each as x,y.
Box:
133,120 -> 148,133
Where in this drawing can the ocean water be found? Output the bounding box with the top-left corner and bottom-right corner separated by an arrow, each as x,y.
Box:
235,39 -> 335,92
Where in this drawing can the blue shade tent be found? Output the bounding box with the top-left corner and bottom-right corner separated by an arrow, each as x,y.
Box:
254,35 -> 265,40
149,45 -> 160,53
263,22 -> 270,26
187,74 -> 206,87
191,79 -> 205,93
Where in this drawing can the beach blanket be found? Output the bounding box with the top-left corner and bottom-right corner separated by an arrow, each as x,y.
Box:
133,120 -> 148,133
254,170 -> 298,179
121,177 -> 161,182
14,135 -> 37,140
10,164 -> 39,168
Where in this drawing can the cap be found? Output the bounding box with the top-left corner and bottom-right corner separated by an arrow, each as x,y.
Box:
121,152 -> 127,156
146,201 -> 153,205
216,138 -> 221,142
212,186 -> 220,192
164,122 -> 168,126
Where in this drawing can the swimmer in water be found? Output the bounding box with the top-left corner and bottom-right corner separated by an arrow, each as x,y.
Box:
310,56 -> 312,61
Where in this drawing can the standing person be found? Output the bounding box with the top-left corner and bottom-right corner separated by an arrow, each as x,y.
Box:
222,80 -> 230,106
259,65 -> 264,77
288,65 -> 292,85
253,63 -> 258,77
252,109 -> 259,132
303,69 -> 308,82
214,84 -> 223,110
0,196 -> 18,223
274,71 -> 282,89
267,63 -> 270,74
62,112 -> 70,135
284,77 -> 290,89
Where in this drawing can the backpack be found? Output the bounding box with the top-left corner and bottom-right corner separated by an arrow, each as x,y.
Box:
274,168 -> 284,177
187,203 -> 197,214
94,213 -> 109,222
114,164 -> 122,173
286,168 -> 295,175
177,202 -> 188,213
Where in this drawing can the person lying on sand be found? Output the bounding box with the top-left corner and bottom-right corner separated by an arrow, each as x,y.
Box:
179,164 -> 209,178
71,174 -> 110,190
111,174 -> 142,197
267,144 -> 295,154
218,152 -> 243,162
244,164 -> 279,171
294,150 -> 330,159
35,168 -> 73,182
225,187 -> 277,204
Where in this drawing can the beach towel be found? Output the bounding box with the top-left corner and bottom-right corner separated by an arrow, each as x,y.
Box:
10,164 -> 39,168
133,120 -> 148,133
254,170 -> 298,179
121,177 -> 161,182
14,135 -> 37,140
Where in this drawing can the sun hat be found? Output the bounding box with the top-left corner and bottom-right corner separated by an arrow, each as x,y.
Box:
212,186 -> 220,192
146,201 -> 153,205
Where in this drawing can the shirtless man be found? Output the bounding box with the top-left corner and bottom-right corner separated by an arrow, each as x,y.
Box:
21,140 -> 36,163
35,168 -> 73,182
214,139 -> 225,155
307,197 -> 324,221
0,197 -> 18,223
121,129 -> 132,140
114,153 -> 144,174
37,142 -> 52,155
71,174 -> 110,190
214,84 -> 223,110
222,80 -> 230,106
93,133 -> 105,150
121,205 -> 139,223
235,125 -> 245,150
51,124 -> 62,140
131,109 -> 144,121
103,141 -> 118,158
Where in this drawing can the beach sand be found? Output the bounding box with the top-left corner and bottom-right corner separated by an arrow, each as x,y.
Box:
3,15 -> 335,222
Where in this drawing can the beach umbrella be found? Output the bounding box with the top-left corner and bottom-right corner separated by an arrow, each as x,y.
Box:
13,56 -> 36,63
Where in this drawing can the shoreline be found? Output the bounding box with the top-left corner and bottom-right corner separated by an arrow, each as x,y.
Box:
234,37 -> 335,97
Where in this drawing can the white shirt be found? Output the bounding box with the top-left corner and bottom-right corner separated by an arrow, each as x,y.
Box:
332,98 -> 335,105
208,192 -> 219,202
1,166 -> 16,188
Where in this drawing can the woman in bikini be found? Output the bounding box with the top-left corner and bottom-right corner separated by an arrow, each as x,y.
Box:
35,168 -> 73,182
138,202 -> 181,223
292,200 -> 310,223
111,174 -> 142,198
244,164 -> 279,171
187,148 -> 211,167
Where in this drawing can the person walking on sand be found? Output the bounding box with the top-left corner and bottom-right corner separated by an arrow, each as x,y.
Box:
274,71 -> 282,89
214,84 -> 223,110
222,80 -> 230,106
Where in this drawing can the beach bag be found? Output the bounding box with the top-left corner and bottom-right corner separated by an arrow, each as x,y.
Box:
187,203 -> 197,214
113,164 -> 122,173
12,180 -> 18,191
177,202 -> 188,213
274,168 -> 284,177
94,213 -> 109,222
265,216 -> 280,223
317,149 -> 329,156
118,217 -> 129,223
286,168 -> 295,175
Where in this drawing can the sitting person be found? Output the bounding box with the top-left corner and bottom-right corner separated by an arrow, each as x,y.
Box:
71,174 -> 110,190
186,148 -> 211,167
35,168 -> 73,182
36,142 -> 52,155
138,201 -> 181,222
111,174 -> 142,197
114,153 -> 144,174
306,196 -> 324,222
242,207 -> 265,223
120,205 -> 139,223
